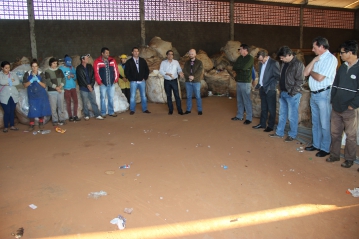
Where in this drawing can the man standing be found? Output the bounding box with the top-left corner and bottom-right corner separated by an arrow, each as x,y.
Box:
45,58 -> 66,126
125,47 -> 150,115
252,49 -> 280,132
76,54 -> 104,120
93,47 -> 118,117
232,44 -> 254,124
304,37 -> 338,157
159,50 -> 184,115
326,40 -> 359,169
182,49 -> 204,115
59,55 -> 80,122
118,54 -> 130,103
269,46 -> 304,142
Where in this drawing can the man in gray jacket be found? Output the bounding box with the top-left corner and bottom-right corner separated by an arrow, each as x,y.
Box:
252,49 -> 280,132
269,46 -> 304,142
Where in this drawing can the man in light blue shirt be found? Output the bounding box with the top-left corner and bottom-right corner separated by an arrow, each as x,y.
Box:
159,50 -> 184,115
304,36 -> 338,157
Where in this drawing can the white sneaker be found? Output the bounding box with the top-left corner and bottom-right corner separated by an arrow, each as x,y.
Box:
84,116 -> 90,121
96,116 -> 104,120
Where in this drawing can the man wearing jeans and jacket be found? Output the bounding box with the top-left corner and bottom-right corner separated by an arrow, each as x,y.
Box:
183,49 -> 204,115
93,47 -> 118,117
269,46 -> 304,142
232,44 -> 254,124
125,47 -> 150,115
304,37 -> 338,157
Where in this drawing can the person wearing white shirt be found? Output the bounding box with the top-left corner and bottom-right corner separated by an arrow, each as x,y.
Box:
159,50 -> 184,115
304,37 -> 338,157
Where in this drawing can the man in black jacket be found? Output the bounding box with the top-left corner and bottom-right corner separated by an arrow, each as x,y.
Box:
76,54 -> 104,120
326,40 -> 359,169
125,47 -> 150,115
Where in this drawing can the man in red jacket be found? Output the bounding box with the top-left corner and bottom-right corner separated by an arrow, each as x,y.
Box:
93,47 -> 118,117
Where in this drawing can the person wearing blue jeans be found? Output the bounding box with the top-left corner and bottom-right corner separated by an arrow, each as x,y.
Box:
125,47 -> 150,115
232,44 -> 254,124
304,37 -> 338,157
183,49 -> 204,115
129,81 -> 148,112
93,47 -> 119,117
269,46 -> 304,142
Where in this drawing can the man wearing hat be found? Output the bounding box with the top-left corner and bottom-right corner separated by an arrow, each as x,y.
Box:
118,54 -> 130,103
76,54 -> 104,121
59,55 -> 80,122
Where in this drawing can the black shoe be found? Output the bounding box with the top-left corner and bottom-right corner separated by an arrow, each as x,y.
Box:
178,112 -> 184,115
341,160 -> 354,168
252,124 -> 263,129
316,150 -> 330,157
74,116 -> 81,121
198,111 -> 202,115
184,111 -> 191,114
231,117 -> 243,121
168,111 -> 173,115
69,117 -> 74,122
130,111 -> 135,115
263,127 -> 273,132
109,114 -> 118,117
143,110 -> 151,113
305,145 -> 319,151
326,155 -> 340,162
243,120 -> 252,125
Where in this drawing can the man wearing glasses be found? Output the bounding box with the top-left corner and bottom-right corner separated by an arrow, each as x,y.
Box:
304,37 -> 338,158
125,47 -> 150,115
159,50 -> 184,115
326,40 -> 359,169
269,46 -> 304,142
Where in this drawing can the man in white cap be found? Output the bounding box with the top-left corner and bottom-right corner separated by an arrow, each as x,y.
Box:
118,54 -> 130,103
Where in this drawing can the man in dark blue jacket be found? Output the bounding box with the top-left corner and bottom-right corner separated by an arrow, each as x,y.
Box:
326,40 -> 359,169
125,47 -> 150,115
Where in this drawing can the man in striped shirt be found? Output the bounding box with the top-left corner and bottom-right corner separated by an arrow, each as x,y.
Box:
304,37 -> 338,157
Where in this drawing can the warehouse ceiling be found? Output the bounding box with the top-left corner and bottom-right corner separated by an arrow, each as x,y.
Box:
253,0 -> 359,9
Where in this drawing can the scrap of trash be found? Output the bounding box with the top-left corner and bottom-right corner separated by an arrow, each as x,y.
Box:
347,188 -> 359,197
110,215 -> 126,230
120,164 -> 130,169
29,204 -> 37,209
55,127 -> 66,133
88,190 -> 107,199
124,208 -> 133,214
11,227 -> 24,238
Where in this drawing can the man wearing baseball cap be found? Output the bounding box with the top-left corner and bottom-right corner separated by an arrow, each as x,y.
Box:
118,54 -> 130,103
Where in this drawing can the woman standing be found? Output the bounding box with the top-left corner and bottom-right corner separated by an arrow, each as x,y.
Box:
23,59 -> 52,131
0,61 -> 20,133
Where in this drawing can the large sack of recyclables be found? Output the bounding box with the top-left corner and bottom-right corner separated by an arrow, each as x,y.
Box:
146,70 -> 176,103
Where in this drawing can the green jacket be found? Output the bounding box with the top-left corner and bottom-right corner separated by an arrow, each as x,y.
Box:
233,54 -> 254,83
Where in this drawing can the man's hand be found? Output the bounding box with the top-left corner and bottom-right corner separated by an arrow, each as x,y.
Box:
87,85 -> 93,92
189,75 -> 194,81
179,72 -> 184,78
348,105 -> 354,110
67,75 -> 71,79
313,55 -> 320,63
123,77 -> 128,82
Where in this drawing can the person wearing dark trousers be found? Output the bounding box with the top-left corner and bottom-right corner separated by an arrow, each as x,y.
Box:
326,40 -> 359,169
252,49 -> 280,132
125,47 -> 150,115
159,50 -> 184,115
0,61 -> 20,133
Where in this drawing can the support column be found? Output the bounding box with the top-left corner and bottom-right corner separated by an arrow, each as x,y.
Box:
27,0 -> 37,59
230,0 -> 234,40
299,0 -> 308,49
140,0 -> 145,46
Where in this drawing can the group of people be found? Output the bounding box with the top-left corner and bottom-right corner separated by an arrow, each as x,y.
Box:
232,37 -> 358,171
1,40 -> 358,171
0,46 -> 204,132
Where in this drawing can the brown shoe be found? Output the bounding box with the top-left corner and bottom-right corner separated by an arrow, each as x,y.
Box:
326,155 -> 340,162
